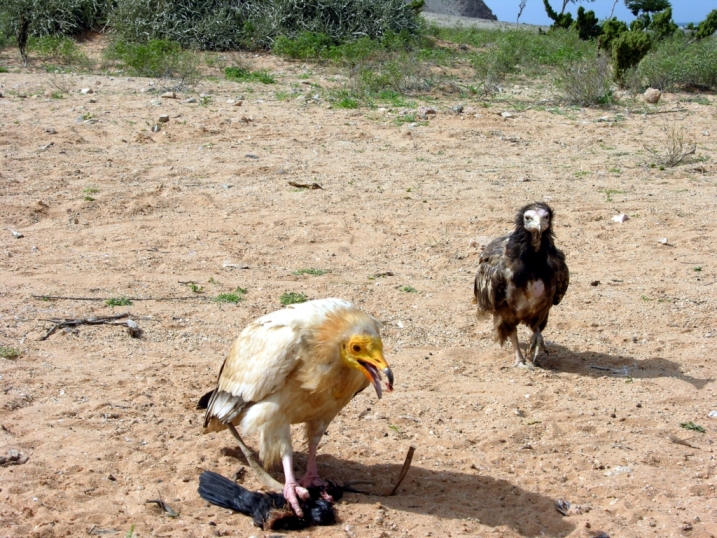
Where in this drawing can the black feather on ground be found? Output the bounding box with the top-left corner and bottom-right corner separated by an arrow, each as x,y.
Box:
198,470 -> 343,530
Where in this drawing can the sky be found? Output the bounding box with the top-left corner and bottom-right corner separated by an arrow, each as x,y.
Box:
486,0 -> 717,26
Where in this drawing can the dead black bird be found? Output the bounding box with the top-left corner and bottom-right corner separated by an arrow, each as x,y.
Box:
473,202 -> 569,367
198,470 -> 343,531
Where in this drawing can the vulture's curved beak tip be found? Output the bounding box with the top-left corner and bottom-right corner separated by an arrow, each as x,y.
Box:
383,367 -> 394,392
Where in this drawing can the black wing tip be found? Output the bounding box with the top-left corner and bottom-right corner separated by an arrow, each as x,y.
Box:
196,389 -> 214,410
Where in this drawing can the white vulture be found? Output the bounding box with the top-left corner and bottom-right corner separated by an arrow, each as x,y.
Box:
200,298 -> 393,516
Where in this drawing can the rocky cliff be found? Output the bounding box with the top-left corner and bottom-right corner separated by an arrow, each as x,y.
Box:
422,0 -> 497,20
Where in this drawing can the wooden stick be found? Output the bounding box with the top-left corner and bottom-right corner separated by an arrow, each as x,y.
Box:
39,313 -> 142,340
668,434 -> 699,449
386,446 -> 415,496
32,294 -> 208,302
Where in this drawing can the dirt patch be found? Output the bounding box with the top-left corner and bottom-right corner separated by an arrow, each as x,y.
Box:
1,43 -> 717,538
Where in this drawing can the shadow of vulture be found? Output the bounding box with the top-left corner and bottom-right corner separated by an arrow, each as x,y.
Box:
534,343 -> 713,389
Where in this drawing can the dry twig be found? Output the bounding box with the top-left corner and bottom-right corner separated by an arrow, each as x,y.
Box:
289,181 -> 323,190
40,313 -> 142,340
668,434 -> 699,449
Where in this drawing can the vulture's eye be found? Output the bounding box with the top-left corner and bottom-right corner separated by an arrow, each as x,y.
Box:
352,344 -> 361,353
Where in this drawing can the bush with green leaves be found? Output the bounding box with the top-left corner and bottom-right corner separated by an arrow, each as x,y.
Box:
556,53 -> 613,106
612,30 -> 651,82
573,6 -> 601,41
225,66 -> 275,83
598,18 -> 628,52
109,0 -> 245,50
0,0 -> 111,38
240,0 -> 422,48
109,0 -> 421,51
638,34 -> 717,90
648,7 -> 677,41
695,9 -> 717,40
543,0 -> 573,30
105,38 -> 199,82
28,34 -> 90,66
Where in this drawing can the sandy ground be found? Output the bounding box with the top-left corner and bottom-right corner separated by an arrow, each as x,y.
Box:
1,37 -> 717,538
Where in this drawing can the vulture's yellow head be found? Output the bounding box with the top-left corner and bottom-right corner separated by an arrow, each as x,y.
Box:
341,334 -> 393,399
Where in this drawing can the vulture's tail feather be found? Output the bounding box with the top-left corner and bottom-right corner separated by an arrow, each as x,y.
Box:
196,389 -> 214,410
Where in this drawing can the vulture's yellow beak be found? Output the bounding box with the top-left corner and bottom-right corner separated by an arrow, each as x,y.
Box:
344,335 -> 394,398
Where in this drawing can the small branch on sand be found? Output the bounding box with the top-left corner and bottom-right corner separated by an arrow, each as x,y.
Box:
32,294 -> 208,302
39,313 -> 142,340
289,181 -> 323,190
386,445 -> 415,496
668,434 -> 699,449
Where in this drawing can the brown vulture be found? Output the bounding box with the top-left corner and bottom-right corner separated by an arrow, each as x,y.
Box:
473,202 -> 569,367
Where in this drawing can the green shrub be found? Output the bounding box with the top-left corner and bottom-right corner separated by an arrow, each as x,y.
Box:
573,6 -> 601,41
105,39 -> 200,82
109,0 -> 245,50
557,53 -> 613,106
0,0 -> 111,38
273,32 -> 336,59
225,66 -> 275,84
599,18 -> 628,52
242,0 -> 421,49
543,0 -> 573,30
649,7 -> 677,41
0,346 -> 21,360
27,34 -> 90,66
280,291 -> 307,305
106,297 -> 133,307
695,10 -> 717,40
612,31 -> 651,82
110,0 -> 421,51
638,34 -> 717,90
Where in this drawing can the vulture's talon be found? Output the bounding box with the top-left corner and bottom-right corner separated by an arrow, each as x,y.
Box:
299,474 -> 327,489
283,482 -> 309,517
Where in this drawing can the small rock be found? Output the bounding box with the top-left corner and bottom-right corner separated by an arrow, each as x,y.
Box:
644,88 -> 661,104
418,106 -> 437,116
80,88 -> 93,94
151,124 -> 161,132
184,97 -> 197,103
681,523 -> 693,531
8,229 -> 24,238
658,237 -> 668,244
151,99 -> 162,106
500,111 -> 514,118
232,100 -> 243,106
45,127 -> 57,134
590,280 -> 600,286
452,104 -> 464,113
605,465 -> 632,476
612,213 -> 629,223
161,91 -> 176,99
708,410 -> 717,418
158,114 -> 170,123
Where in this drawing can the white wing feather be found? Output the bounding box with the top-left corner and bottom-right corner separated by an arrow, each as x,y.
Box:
213,298 -> 353,405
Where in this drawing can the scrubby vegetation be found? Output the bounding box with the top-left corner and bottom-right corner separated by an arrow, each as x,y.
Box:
0,0 -> 715,106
